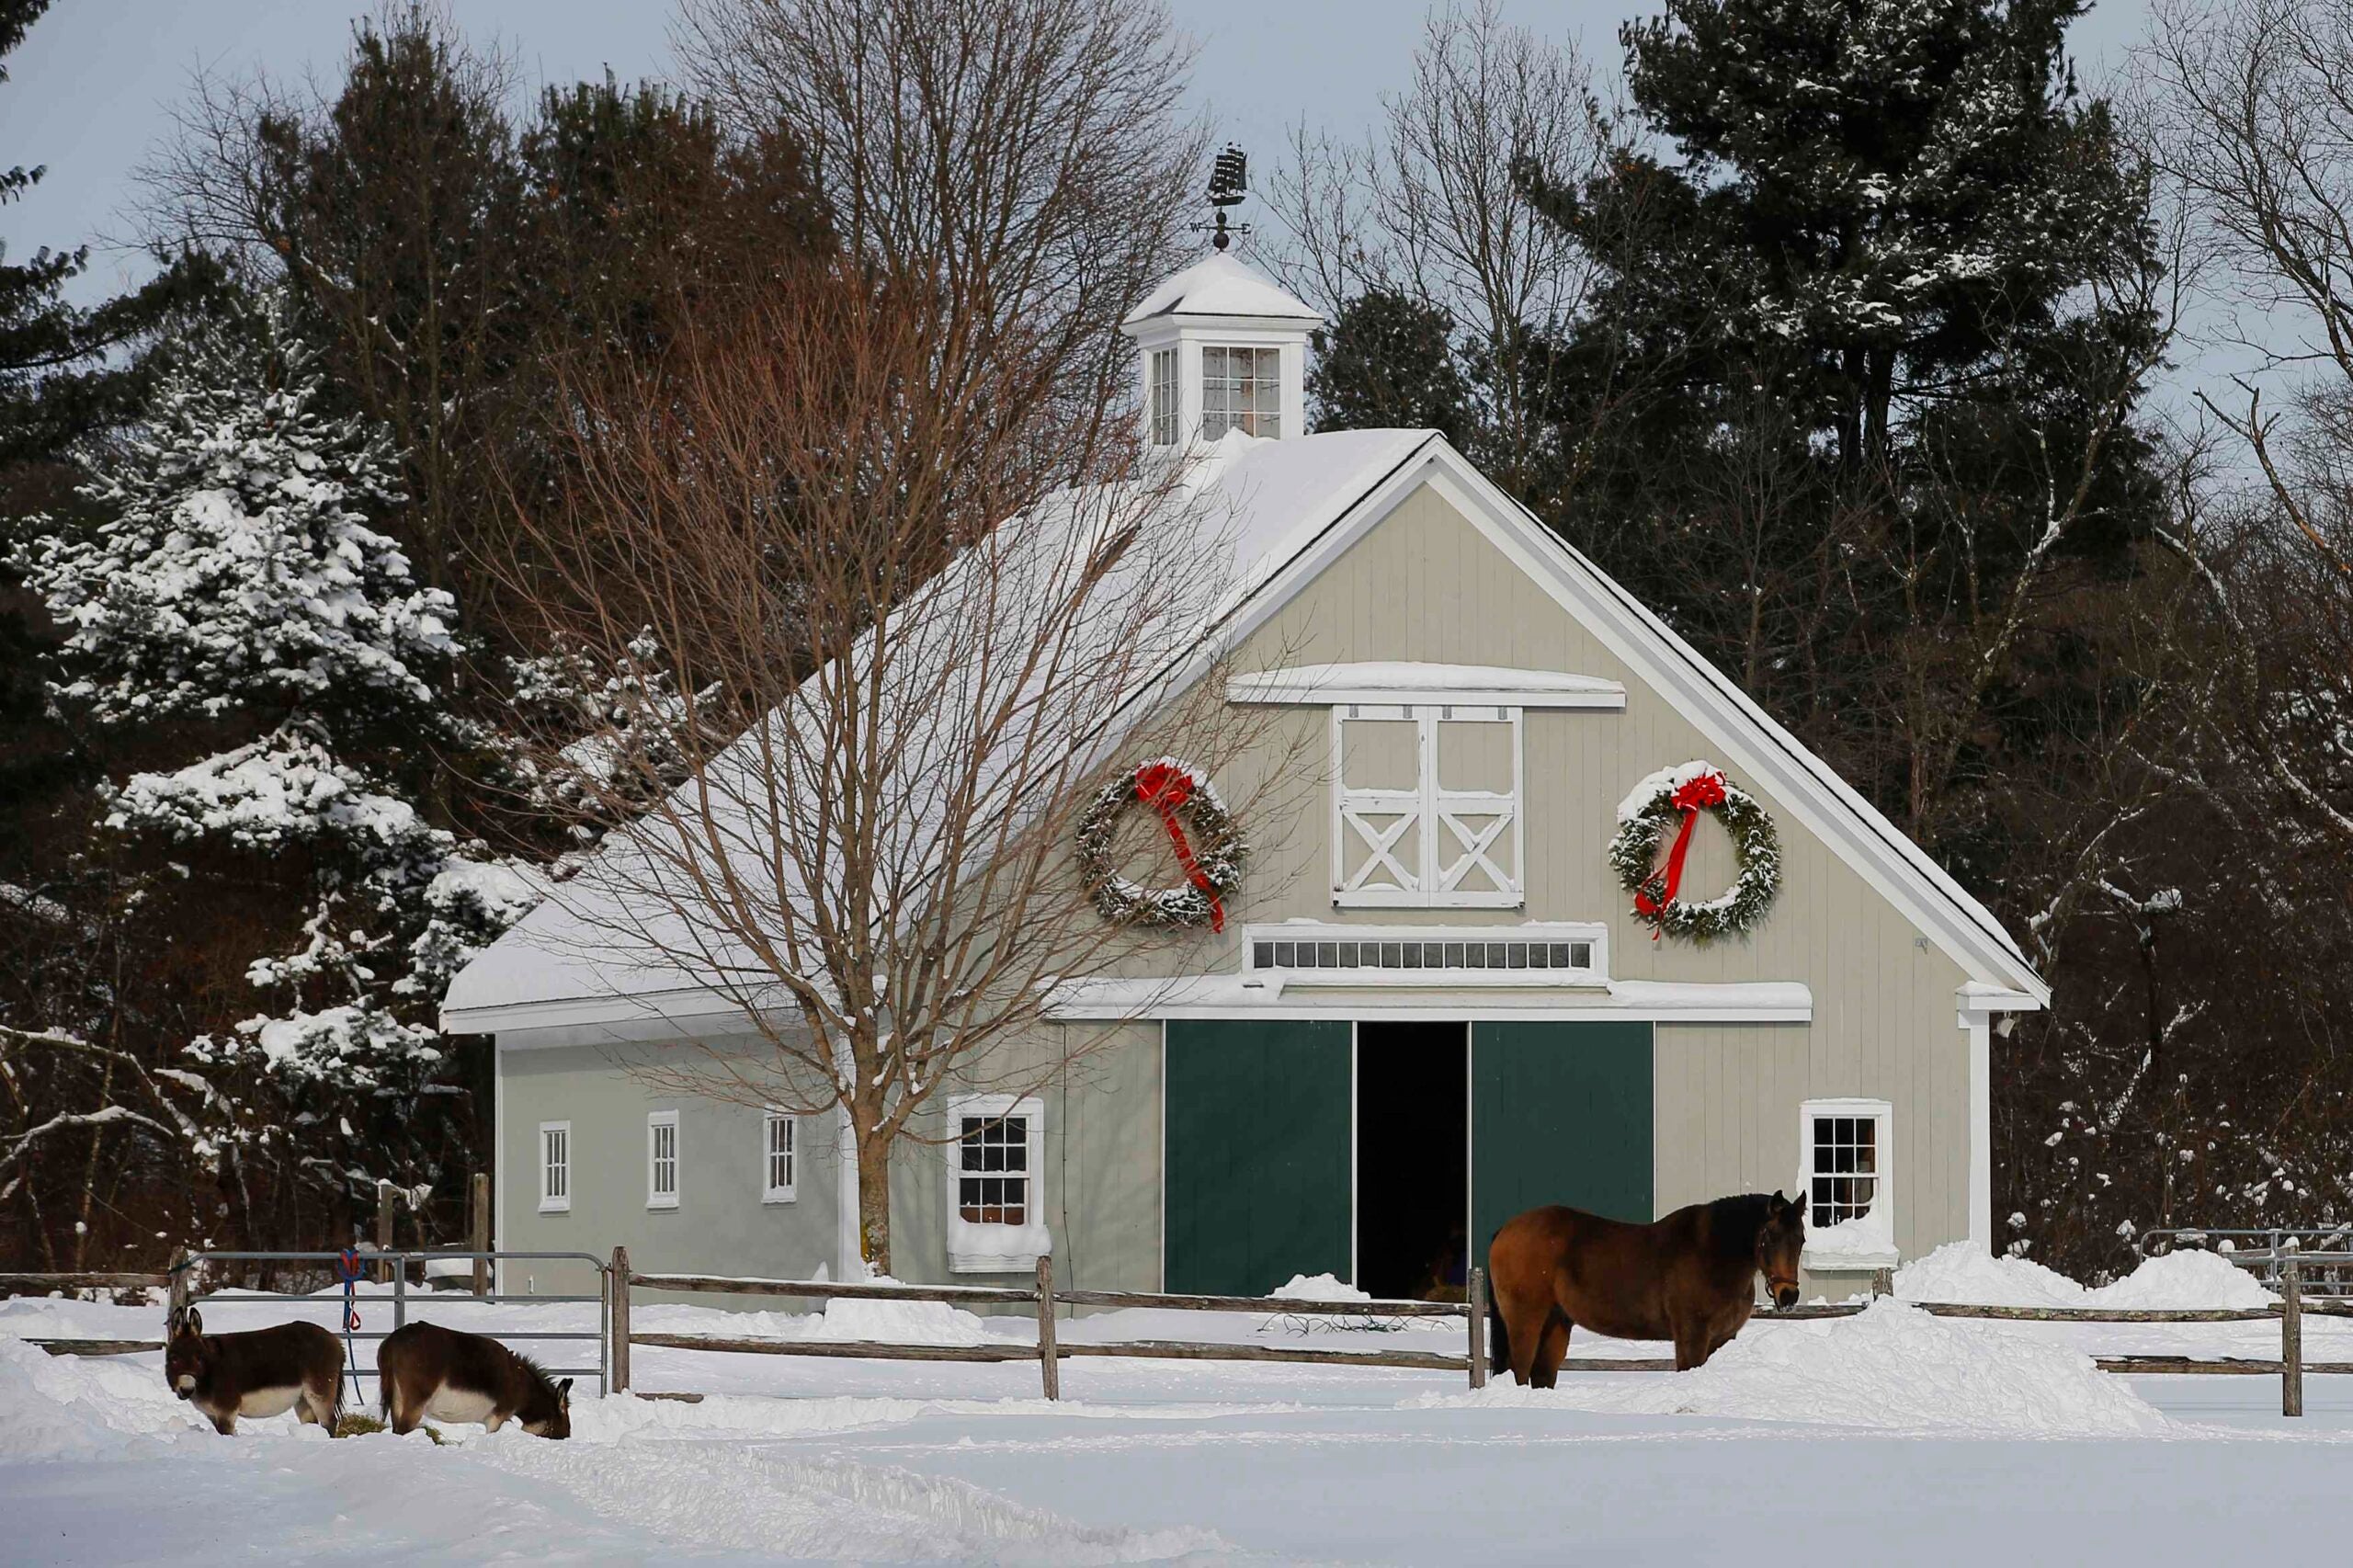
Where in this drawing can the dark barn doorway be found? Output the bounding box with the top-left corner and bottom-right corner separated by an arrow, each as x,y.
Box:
1355,1021 -> 1468,1301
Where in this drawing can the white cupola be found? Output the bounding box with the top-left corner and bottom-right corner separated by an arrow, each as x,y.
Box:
1120,250 -> 1323,450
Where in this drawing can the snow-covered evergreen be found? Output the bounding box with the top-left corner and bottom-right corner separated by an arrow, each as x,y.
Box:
17,296 -> 533,1091
22,300 -> 457,724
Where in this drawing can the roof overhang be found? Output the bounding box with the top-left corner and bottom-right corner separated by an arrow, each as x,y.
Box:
1045,973 -> 1812,1024
1227,662 -> 1625,709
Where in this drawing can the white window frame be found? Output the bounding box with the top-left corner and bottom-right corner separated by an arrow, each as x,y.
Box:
538,1121 -> 571,1214
646,1109 -> 679,1210
1331,704 -> 1523,908
946,1094 -> 1048,1274
1798,1097 -> 1895,1267
1200,344 -> 1281,439
761,1108 -> 798,1204
1148,348 -> 1177,446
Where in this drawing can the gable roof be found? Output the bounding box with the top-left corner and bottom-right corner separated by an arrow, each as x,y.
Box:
442,425 -> 2044,1032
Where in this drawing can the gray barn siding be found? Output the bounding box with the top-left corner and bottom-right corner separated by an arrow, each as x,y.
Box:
493,473 -> 1987,1287
497,1037 -> 839,1304
1183,482 -> 1979,1260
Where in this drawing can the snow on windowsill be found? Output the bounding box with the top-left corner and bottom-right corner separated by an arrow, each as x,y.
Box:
947,1217 -> 1050,1275
1802,1212 -> 1896,1271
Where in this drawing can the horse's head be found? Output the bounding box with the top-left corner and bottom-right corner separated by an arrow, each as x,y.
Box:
1756,1193 -> 1805,1309
520,1373 -> 573,1440
164,1307 -> 207,1399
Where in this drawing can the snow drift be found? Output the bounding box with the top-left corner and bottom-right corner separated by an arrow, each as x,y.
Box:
1437,1301 -> 2173,1437
1895,1242 -> 2275,1310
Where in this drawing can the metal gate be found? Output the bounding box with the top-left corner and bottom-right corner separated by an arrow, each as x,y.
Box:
169,1250 -> 610,1396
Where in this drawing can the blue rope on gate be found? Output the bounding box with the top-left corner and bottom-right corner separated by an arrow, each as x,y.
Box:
336,1246 -> 364,1410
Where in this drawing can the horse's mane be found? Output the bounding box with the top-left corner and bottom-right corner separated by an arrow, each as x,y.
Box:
508,1346 -> 561,1402
1702,1193 -> 1776,1259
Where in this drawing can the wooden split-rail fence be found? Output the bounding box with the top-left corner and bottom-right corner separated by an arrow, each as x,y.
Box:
609,1246 -> 2353,1417
11,1243 -> 2347,1418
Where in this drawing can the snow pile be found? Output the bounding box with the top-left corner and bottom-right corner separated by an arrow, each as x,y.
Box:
814,1292 -> 993,1346
0,1339 -> 188,1461
1268,1273 -> 1370,1303
1896,1242 -> 2274,1309
1441,1301 -> 2171,1437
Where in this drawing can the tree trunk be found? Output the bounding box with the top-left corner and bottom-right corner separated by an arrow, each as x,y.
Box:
855,1128 -> 894,1277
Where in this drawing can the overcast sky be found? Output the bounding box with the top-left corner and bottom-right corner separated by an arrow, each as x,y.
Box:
5,0 -> 2157,306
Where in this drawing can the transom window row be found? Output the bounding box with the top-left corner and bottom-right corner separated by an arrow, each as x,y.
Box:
1251,937 -> 1594,972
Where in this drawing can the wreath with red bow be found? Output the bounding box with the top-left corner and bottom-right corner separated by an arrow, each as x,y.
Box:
1608,762 -> 1779,941
1077,758 -> 1246,932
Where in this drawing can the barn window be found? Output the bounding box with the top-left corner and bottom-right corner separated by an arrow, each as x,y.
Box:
646,1110 -> 679,1210
762,1109 -> 797,1203
1799,1098 -> 1894,1266
947,1095 -> 1049,1273
1148,348 -> 1178,445
538,1121 -> 570,1214
1201,345 -> 1280,438
1332,705 -> 1522,907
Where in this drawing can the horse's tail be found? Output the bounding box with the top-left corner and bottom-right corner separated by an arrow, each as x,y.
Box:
1486,1271 -> 1508,1378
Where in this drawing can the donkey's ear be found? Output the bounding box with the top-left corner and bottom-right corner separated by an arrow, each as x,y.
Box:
183,1308 -> 202,1336
557,1378 -> 573,1405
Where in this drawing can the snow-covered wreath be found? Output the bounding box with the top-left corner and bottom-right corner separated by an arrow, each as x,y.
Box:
1608,761 -> 1780,941
1076,758 -> 1246,933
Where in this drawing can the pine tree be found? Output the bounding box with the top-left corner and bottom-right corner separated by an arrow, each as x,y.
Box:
19,296 -> 531,1095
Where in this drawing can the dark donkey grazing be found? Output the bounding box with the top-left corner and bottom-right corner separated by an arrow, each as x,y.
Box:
1488,1192 -> 1807,1385
164,1308 -> 345,1435
378,1321 -> 572,1437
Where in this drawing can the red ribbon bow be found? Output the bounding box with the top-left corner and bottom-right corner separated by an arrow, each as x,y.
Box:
1634,769 -> 1728,937
1132,761 -> 1224,933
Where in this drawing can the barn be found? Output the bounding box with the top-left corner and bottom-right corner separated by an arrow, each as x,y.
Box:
443,250 -> 2047,1303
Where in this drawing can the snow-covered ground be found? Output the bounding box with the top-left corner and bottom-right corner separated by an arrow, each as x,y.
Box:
5,1247 -> 2348,1565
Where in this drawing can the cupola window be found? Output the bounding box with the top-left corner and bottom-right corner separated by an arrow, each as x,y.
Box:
1148,349 -> 1177,446
1201,346 -> 1281,438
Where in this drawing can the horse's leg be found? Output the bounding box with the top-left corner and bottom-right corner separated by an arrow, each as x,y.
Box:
387,1382 -> 418,1437
1531,1310 -> 1572,1390
483,1409 -> 506,1435
210,1409 -> 236,1437
1504,1299 -> 1546,1385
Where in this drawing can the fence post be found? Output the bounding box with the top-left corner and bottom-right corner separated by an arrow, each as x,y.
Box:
2281,1250 -> 2302,1419
375,1179 -> 395,1283
1035,1254 -> 1061,1401
167,1248 -> 189,1322
1467,1267 -> 1488,1390
470,1174 -> 491,1296
610,1246 -> 631,1395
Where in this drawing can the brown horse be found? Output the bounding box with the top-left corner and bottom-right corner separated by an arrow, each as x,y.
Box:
164,1308 -> 345,1435
378,1321 -> 572,1437
1488,1192 -> 1807,1385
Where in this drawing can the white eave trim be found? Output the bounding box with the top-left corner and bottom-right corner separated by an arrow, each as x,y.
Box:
443,983 -> 766,1037
1956,982 -> 2043,1015
1043,973 -> 1810,1023
1227,662 -> 1625,710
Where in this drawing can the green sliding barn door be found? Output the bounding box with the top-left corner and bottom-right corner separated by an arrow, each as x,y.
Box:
1472,1020 -> 1653,1264
1164,1019 -> 1353,1295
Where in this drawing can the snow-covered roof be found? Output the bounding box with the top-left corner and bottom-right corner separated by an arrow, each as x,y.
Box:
445,417 -> 2048,1032
1120,253 -> 1322,328
441,427 -> 1433,1031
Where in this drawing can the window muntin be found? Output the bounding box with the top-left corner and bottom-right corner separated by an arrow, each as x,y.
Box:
1201,345 -> 1279,438
762,1109 -> 797,1204
539,1122 -> 570,1213
647,1110 -> 679,1209
945,1095 -> 1048,1272
958,1111 -> 1030,1224
1799,1098 -> 1894,1262
1333,706 -> 1522,907
1148,348 -> 1177,445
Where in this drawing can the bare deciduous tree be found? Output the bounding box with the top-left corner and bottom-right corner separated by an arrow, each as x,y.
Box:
676,0 -> 1204,471
492,246 -> 1290,1273
1266,0 -> 1608,488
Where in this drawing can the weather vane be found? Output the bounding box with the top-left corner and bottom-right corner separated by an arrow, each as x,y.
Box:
1197,143 -> 1251,252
